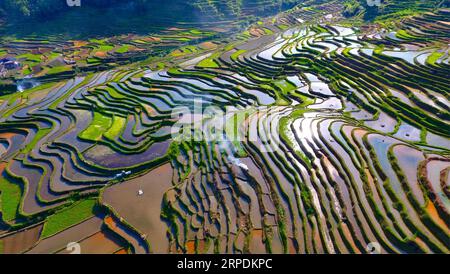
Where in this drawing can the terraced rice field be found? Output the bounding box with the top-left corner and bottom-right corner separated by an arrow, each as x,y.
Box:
0,3 -> 449,254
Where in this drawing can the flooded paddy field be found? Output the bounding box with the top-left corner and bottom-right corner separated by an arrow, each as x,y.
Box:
0,1 -> 449,254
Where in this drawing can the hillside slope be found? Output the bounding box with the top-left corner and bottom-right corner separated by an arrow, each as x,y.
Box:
0,0 -> 301,19
343,0 -> 448,20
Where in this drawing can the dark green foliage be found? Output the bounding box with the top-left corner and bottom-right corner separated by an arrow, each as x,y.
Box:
342,0 -> 445,21
343,0 -> 362,17
0,0 -> 302,18
1,0 -> 67,17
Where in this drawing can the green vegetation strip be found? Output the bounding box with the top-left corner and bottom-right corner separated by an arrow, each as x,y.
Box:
79,111 -> 113,141
0,172 -> 22,223
40,198 -> 97,239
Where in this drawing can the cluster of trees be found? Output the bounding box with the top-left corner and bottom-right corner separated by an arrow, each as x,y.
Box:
1,0 -> 66,17
342,0 -> 382,19
0,0 -> 154,18
0,0 -> 301,19
343,0 -> 448,21
342,0 -> 363,18
1,0 -> 448,21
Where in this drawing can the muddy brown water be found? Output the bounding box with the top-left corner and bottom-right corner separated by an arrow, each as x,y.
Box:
102,163 -> 174,253
0,223 -> 43,254
104,215 -> 147,254
27,216 -> 103,254
57,230 -> 124,254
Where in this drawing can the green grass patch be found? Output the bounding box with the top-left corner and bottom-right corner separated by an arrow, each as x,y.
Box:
79,111 -> 112,141
46,52 -> 61,60
40,199 -> 97,239
89,38 -> 108,45
197,58 -> 219,68
16,53 -> 42,63
374,44 -> 385,55
375,9 -> 420,23
224,42 -> 238,52
274,80 -> 296,94
22,127 -> 52,154
396,29 -> 416,40
196,53 -> 220,68
261,84 -> 289,105
241,30 -> 251,38
230,49 -> 246,62
104,115 -> 126,140
426,51 -> 444,66
0,172 -> 23,223
263,28 -> 274,35
167,67 -> 215,80
87,57 -> 101,64
105,87 -> 126,99
94,45 -> 114,52
46,65 -> 72,75
116,45 -> 131,54
22,66 -> 33,76
188,29 -> 207,36
170,45 -> 198,57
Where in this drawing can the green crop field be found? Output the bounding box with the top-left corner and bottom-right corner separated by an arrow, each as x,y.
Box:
0,0 -> 448,255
